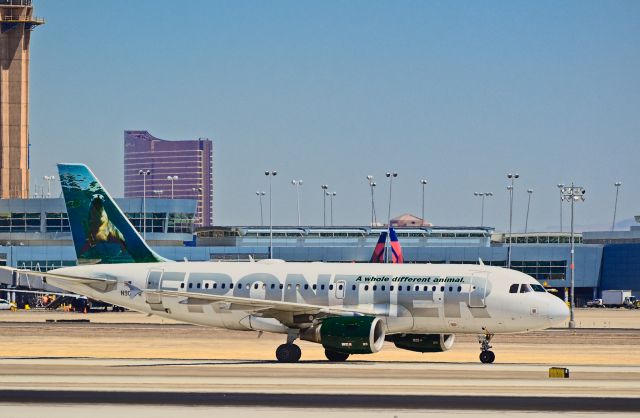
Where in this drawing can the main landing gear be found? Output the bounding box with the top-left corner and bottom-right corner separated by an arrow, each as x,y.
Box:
276,343 -> 301,363
478,328 -> 496,364
324,349 -> 349,362
276,331 -> 302,363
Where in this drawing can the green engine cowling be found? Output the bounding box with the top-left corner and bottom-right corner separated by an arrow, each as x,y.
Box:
300,316 -> 386,354
388,333 -> 455,353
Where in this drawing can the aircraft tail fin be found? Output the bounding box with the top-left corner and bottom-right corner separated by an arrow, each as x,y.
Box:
370,231 -> 387,263
57,163 -> 168,264
389,227 -> 404,264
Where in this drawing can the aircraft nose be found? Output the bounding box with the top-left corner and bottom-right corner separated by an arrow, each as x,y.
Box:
548,297 -> 570,325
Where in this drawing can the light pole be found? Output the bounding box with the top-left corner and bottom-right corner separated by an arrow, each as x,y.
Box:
265,170 -> 277,259
366,176 -> 377,226
291,179 -> 303,226
385,172 -> 398,226
420,179 -> 428,225
561,184 -> 586,329
256,191 -> 265,226
557,184 -> 564,232
327,191 -> 337,226
525,189 -> 533,233
138,169 -> 151,239
506,173 -> 519,269
612,181 -> 622,231
43,175 -> 55,198
473,192 -> 493,227
167,175 -> 179,199
321,185 -> 329,226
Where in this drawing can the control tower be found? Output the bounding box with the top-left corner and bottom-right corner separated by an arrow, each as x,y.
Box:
0,0 -> 43,198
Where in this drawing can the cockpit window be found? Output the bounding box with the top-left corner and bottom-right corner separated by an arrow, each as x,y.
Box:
531,284 -> 546,292
509,284 -> 519,294
520,284 -> 532,293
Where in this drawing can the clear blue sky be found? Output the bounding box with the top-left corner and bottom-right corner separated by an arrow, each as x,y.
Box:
29,0 -> 640,231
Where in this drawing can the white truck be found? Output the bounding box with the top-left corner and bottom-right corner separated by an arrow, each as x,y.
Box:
601,290 -> 639,309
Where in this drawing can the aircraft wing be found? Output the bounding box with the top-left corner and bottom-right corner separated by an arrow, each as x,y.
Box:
149,289 -> 377,317
0,266 -> 117,287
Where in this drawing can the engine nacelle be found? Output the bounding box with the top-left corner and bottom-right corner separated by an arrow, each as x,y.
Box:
388,333 -> 455,353
300,316 -> 385,354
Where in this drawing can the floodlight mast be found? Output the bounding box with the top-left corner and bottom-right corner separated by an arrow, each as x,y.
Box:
561,183 -> 585,329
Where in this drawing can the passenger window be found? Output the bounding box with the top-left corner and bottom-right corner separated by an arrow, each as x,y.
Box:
364,285 -> 369,291
180,283 -> 185,288
398,286 -> 403,291
440,286 -> 445,292
449,286 -> 453,292
254,283 -> 259,290
279,284 -> 283,290
229,283 -> 234,289
237,284 -> 242,289
457,286 -> 462,292
205,283 -> 209,289
188,283 -> 193,289
520,284 -> 532,293
221,283 -> 225,289
312,284 -> 317,290
352,285 -> 356,291
321,285 -> 325,290
381,286 -> 385,291
390,286 -> 394,291
415,286 -> 419,292
213,283 -> 217,289
423,286 -> 428,291
329,284 -> 334,290
304,284 -> 309,290
432,286 -> 436,291
338,284 -> 343,290
270,284 -> 275,289
373,285 -> 377,291
509,284 -> 518,294
287,284 -> 292,290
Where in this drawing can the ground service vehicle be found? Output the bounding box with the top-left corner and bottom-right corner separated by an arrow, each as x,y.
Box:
602,290 -> 638,308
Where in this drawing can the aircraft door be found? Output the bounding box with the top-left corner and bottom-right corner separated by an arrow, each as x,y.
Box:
468,273 -> 488,308
335,280 -> 346,299
145,269 -> 164,311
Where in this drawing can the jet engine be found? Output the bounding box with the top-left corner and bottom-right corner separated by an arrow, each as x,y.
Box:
387,333 -> 455,353
300,316 -> 385,354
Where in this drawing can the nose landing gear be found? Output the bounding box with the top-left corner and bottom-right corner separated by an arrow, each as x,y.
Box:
478,327 -> 495,364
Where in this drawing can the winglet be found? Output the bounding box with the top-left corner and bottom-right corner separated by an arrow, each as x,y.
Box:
370,231 -> 387,263
389,227 -> 404,264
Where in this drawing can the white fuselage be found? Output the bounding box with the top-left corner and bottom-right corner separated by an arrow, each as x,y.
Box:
47,260 -> 569,335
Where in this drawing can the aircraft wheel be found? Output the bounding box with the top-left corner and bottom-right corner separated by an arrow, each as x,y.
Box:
325,349 -> 350,362
480,350 -> 495,364
276,343 -> 301,363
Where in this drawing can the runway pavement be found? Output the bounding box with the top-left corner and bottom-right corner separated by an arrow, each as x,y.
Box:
1,311 -> 640,414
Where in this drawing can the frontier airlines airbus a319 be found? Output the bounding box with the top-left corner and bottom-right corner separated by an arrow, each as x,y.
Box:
5,164 -> 569,363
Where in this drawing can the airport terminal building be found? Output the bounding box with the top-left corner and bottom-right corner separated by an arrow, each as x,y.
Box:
0,197 -> 638,306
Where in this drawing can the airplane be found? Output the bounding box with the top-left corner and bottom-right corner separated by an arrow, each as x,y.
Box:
1,163 -> 570,364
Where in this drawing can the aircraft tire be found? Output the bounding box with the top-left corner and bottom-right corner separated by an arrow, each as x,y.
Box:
324,349 -> 350,362
480,350 -> 495,364
276,343 -> 301,363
